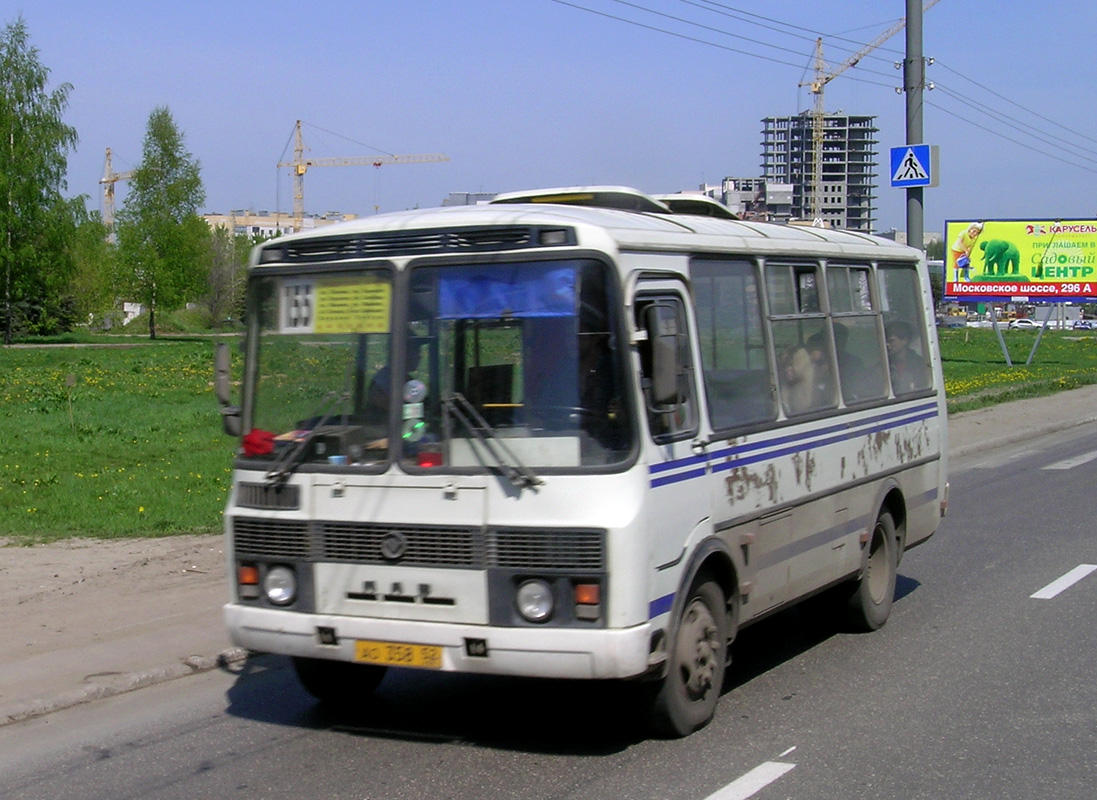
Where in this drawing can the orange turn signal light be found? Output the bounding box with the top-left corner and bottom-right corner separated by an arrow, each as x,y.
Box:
238,564 -> 260,586
574,583 -> 600,605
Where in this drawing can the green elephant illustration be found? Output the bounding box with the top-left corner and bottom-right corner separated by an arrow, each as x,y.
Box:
979,239 -> 1021,276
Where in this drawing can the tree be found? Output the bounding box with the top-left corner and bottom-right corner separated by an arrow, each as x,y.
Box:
68,207 -> 115,322
116,106 -> 207,339
205,225 -> 252,327
0,16 -> 79,343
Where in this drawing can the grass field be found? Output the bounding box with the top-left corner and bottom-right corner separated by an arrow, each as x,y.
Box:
939,327 -> 1097,412
2,327 -> 1095,543
1,339 -> 233,543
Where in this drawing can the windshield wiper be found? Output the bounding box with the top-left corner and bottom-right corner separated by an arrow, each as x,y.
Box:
442,392 -> 542,489
266,389 -> 349,487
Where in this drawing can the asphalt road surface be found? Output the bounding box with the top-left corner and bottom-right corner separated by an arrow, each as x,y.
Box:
2,423 -> 1095,800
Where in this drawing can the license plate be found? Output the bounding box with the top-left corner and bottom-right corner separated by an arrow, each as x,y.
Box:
354,639 -> 443,669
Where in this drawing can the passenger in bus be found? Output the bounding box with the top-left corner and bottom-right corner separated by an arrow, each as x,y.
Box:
779,344 -> 817,414
366,343 -> 421,418
804,331 -> 837,408
885,320 -> 929,394
830,322 -> 872,402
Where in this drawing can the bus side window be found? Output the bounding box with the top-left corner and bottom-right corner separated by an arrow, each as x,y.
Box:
827,265 -> 888,403
768,263 -> 837,416
879,264 -> 933,395
635,295 -> 697,442
691,259 -> 776,430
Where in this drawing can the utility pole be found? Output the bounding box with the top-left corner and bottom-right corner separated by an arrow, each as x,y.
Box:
904,0 -> 925,251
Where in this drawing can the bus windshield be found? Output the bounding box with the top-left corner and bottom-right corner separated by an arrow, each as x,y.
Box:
243,259 -> 633,472
402,258 -> 633,470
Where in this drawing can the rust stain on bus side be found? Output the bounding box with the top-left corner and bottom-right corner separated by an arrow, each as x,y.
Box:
895,422 -> 929,463
724,463 -> 778,506
791,450 -> 817,491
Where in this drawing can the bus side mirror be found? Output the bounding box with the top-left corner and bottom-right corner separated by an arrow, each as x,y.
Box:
645,304 -> 682,410
215,342 -> 242,437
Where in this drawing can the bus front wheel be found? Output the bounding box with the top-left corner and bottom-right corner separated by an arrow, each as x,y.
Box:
291,656 -> 387,704
845,511 -> 898,631
649,575 -> 728,737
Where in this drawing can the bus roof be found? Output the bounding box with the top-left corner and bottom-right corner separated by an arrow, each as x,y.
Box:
255,188 -> 920,265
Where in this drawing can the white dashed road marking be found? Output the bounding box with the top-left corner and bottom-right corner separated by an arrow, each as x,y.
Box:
1042,451 -> 1097,470
702,760 -> 796,800
1031,564 -> 1097,599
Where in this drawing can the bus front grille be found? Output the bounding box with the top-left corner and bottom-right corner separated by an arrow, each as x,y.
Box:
229,517 -> 605,570
236,482 -> 301,510
232,518 -> 310,559
320,522 -> 480,568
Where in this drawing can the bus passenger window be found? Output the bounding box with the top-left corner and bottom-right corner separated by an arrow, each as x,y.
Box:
879,265 -> 933,395
768,262 -> 836,416
827,265 -> 887,403
691,260 -> 776,430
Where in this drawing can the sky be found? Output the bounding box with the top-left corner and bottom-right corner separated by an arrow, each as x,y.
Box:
9,0 -> 1097,236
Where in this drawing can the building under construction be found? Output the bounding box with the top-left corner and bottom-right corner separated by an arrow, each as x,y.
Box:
761,112 -> 879,232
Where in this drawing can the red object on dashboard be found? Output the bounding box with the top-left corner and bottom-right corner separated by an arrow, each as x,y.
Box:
243,429 -> 275,456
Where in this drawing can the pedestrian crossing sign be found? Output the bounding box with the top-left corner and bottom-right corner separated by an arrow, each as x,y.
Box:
890,144 -> 938,188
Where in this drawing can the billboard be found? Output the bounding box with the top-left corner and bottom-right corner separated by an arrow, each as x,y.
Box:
943,219 -> 1097,301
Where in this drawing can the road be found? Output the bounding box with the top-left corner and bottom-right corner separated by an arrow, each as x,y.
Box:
2,423 -> 1096,800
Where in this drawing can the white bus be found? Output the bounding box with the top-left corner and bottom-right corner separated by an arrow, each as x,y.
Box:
216,187 -> 948,737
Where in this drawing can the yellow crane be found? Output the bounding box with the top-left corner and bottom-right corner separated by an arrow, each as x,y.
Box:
801,0 -> 939,225
278,120 -> 449,232
99,147 -> 135,234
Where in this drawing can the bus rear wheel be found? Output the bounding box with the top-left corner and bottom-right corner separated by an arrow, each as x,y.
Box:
845,510 -> 898,631
291,656 -> 387,704
649,575 -> 728,737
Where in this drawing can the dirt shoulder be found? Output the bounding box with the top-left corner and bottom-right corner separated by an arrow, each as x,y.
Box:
0,533 -> 232,724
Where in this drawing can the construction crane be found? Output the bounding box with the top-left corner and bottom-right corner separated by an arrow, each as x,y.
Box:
278,120 -> 449,232
801,0 -> 939,225
99,147 -> 135,234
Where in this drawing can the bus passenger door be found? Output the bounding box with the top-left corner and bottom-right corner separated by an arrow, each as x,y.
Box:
634,285 -> 709,597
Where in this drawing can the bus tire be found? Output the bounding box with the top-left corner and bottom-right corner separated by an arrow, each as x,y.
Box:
291,656 -> 387,703
846,510 -> 898,632
649,575 -> 728,737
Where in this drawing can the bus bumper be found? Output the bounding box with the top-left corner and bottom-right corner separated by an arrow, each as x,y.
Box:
224,603 -> 655,680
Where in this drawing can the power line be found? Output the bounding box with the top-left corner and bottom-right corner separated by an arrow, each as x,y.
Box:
608,0 -> 817,61
685,0 -> 906,60
548,0 -> 821,70
933,58 -> 1097,148
932,83 -> 1097,166
927,100 -> 1097,176
551,0 -> 902,84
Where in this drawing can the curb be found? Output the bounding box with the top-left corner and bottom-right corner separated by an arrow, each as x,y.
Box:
0,647 -> 249,727
948,413 -> 1097,459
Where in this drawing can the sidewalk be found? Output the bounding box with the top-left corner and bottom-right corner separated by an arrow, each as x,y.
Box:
5,384 -> 1097,726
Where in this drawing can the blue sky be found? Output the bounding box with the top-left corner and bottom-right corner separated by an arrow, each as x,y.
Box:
11,0 -> 1097,235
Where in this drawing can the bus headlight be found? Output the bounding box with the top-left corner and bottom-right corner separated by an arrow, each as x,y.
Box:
516,579 -> 554,623
263,565 -> 297,606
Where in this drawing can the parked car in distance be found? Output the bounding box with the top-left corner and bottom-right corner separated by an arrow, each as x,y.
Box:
1008,318 -> 1039,330
1073,319 -> 1095,330
936,316 -> 967,329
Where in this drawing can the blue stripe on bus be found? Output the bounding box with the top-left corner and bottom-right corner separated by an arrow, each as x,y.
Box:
649,592 -> 675,619
649,402 -> 939,489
